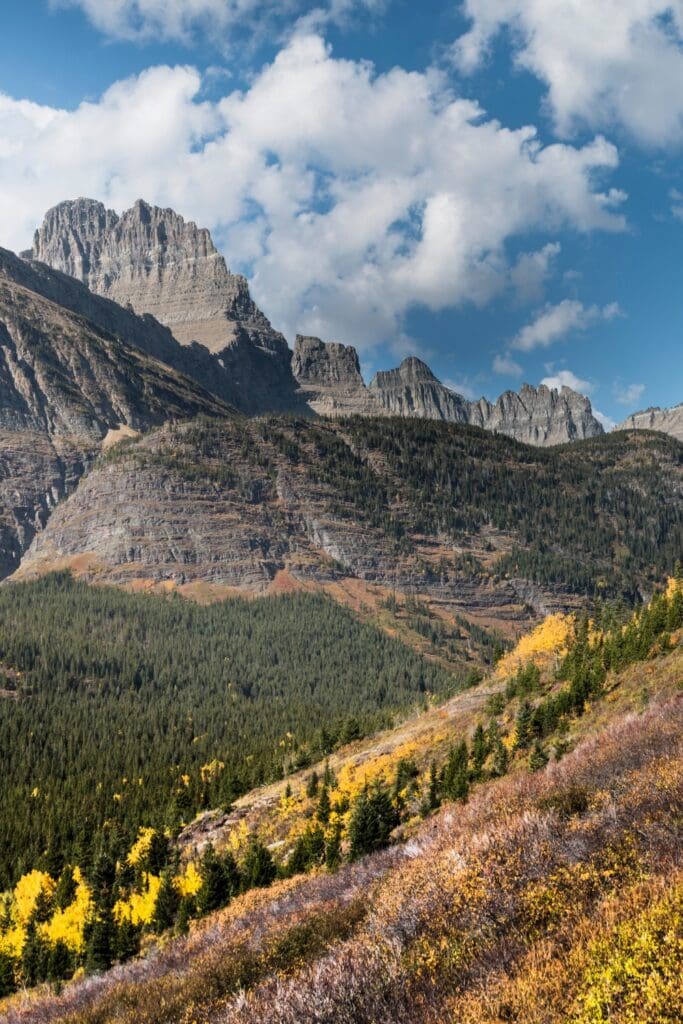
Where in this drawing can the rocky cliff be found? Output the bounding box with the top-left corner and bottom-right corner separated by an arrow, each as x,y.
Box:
468,383 -> 604,445
0,250 -> 229,576
617,403 -> 683,442
300,342 -> 604,445
369,357 -> 471,422
292,335 -> 382,416
31,199 -> 301,413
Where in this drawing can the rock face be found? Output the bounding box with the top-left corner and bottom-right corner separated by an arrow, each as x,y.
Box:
292,336 -> 382,416
369,357 -> 470,422
468,384 -> 604,446
618,404 -> 683,442
0,248 -> 229,576
31,199 -> 301,413
300,342 -> 604,445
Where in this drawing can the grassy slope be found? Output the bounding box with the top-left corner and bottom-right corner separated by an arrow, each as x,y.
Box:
5,639 -> 681,1024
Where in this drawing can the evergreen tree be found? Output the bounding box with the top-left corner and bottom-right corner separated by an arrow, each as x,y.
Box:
242,837 -> 276,890
86,906 -> 115,973
443,740 -> 469,801
196,844 -> 234,916
514,701 -> 533,750
529,740 -> 549,773
153,870 -> 179,934
470,724 -> 488,780
47,940 -> 72,983
115,918 -> 140,962
0,950 -> 16,998
306,771 -> 319,798
21,918 -> 49,986
325,821 -> 343,870
348,782 -> 398,861
54,866 -> 77,910
316,783 -> 331,824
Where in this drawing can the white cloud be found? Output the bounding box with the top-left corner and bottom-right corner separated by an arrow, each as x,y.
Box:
512,299 -> 621,351
53,0 -> 383,46
670,187 -> 683,220
454,0 -> 683,146
443,376 -> 481,400
509,241 -> 561,303
0,35 -> 626,348
540,368 -> 593,393
614,379 -> 646,405
493,352 -> 523,376
594,409 -> 617,431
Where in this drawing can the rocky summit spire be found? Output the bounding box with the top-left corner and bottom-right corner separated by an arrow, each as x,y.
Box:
32,198 -> 287,358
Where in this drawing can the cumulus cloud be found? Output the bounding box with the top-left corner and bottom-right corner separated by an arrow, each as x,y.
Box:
454,0 -> 683,146
540,368 -> 593,393
614,379 -> 646,405
541,367 -> 616,428
492,352 -> 523,376
509,241 -> 561,303
512,299 -> 621,352
0,34 -> 626,347
53,0 -> 383,45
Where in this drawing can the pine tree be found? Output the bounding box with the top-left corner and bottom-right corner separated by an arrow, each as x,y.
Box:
325,821 -> 343,870
115,918 -> 140,962
348,782 -> 398,861
54,866 -> 77,910
0,950 -> 17,998
242,837 -> 276,890
153,870 -> 179,934
514,701 -> 533,750
47,940 -> 72,983
443,740 -> 469,801
196,843 -> 233,916
86,906 -> 115,973
427,761 -> 440,810
306,771 -> 319,798
21,917 -> 49,986
529,740 -> 549,773
316,783 -> 331,824
470,724 -> 488,780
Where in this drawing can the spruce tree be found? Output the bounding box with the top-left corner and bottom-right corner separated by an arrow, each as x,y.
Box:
242,837 -> 276,890
529,740 -> 549,773
514,701 -> 533,750
196,844 -> 233,916
153,870 -> 179,934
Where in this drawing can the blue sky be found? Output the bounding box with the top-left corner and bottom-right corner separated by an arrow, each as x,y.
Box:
1,1 -> 682,424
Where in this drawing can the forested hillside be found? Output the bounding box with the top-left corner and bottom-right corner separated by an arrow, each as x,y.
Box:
19,416 -> 683,614
0,575 -> 457,889
2,576 -> 681,1020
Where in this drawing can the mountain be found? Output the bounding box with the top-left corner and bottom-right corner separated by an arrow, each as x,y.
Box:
14,417 -> 682,617
292,335 -> 383,416
369,356 -> 471,422
31,200 -> 605,445
0,247 -> 229,578
30,198 -> 302,414
294,340 -> 604,445
618,402 -> 683,442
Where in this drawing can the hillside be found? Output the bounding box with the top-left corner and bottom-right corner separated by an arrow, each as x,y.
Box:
2,578 -> 681,1023
15,415 -> 683,615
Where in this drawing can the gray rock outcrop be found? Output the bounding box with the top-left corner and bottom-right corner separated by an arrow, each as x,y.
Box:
369,357 -> 470,422
0,249 -> 229,575
617,404 -> 683,442
292,335 -> 382,416
31,199 -> 301,413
